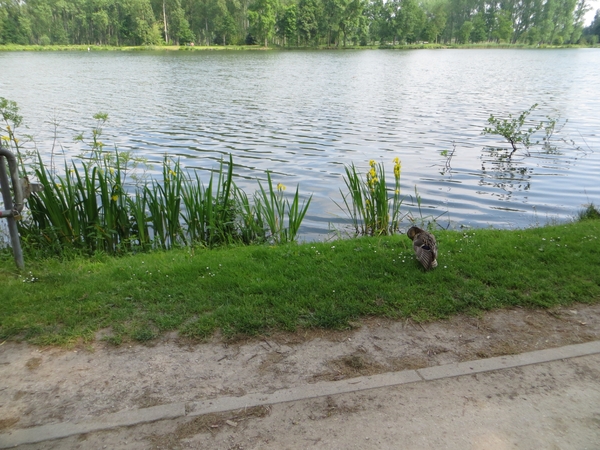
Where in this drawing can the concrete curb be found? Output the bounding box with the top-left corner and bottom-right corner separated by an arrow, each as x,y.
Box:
2,340 -> 599,448
0,403 -> 185,449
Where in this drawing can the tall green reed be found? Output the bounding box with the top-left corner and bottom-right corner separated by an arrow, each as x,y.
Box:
338,158 -> 403,236
181,155 -> 238,246
254,172 -> 312,244
18,150 -> 313,255
22,151 -> 136,253
144,157 -> 186,249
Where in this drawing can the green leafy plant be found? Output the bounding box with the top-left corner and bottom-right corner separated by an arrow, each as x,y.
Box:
180,156 -> 238,247
0,97 -> 33,171
482,103 -> 549,157
578,203 -> 600,221
19,150 -> 314,254
338,158 -> 403,236
4,99 -> 312,254
439,144 -> 456,175
254,172 -> 312,244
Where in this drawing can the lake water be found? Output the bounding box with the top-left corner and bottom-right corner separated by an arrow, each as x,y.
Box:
1,49 -> 599,241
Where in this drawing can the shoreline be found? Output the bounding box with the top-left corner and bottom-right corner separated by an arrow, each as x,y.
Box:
1,43 -> 597,52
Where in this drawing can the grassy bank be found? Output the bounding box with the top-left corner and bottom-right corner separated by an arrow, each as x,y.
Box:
1,43 -> 596,52
0,44 -> 269,52
1,218 -> 599,346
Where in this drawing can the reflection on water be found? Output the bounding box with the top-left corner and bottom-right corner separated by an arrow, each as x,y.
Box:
480,148 -> 533,200
0,49 -> 599,240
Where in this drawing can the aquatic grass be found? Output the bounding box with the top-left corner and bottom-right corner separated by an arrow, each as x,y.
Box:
180,155 -> 238,246
2,219 -> 599,345
144,157 -> 185,248
235,187 -> 266,244
405,185 -> 448,230
21,151 -> 139,254
17,150 -> 312,255
127,190 -> 150,248
255,172 -> 287,243
286,183 -> 313,243
254,172 -> 312,244
338,159 -> 403,236
579,203 -> 600,221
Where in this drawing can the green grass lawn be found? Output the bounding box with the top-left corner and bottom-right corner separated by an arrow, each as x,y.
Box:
1,219 -> 599,346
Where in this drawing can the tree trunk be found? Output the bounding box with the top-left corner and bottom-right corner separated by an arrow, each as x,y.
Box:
163,0 -> 169,44
205,18 -> 209,45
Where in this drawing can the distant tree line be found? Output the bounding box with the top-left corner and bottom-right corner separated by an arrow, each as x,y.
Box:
0,0 -> 596,47
585,8 -> 600,43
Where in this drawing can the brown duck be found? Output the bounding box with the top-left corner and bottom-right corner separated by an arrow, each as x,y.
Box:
407,226 -> 438,270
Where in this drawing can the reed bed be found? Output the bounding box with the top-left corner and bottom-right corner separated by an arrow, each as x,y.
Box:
17,150 -> 312,256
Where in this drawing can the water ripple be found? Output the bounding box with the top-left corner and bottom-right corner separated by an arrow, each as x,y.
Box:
1,49 -> 599,240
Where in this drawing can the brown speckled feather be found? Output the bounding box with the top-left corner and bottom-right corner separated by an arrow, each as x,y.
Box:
407,226 -> 438,270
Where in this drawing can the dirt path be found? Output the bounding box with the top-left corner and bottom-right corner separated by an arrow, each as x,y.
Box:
1,302 -> 599,444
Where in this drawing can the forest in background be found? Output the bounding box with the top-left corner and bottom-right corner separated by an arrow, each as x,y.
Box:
0,0 -> 598,48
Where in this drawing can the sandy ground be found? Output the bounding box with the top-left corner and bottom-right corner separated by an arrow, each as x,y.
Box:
13,353 -> 600,450
1,303 -> 600,448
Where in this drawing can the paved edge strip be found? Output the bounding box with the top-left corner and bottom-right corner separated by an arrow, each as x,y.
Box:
417,340 -> 600,381
0,403 -> 185,449
186,369 -> 422,417
2,340 -> 600,448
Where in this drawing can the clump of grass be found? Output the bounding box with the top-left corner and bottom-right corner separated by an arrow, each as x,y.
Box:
21,150 -> 144,254
338,158 -> 403,236
578,203 -> 600,221
254,172 -> 312,244
17,150 -> 312,256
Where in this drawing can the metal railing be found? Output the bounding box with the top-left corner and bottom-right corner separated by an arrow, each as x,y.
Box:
0,144 -> 24,269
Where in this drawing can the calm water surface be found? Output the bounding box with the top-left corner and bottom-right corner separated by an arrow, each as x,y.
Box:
1,49 -> 599,240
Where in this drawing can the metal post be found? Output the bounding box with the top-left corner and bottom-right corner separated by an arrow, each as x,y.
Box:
0,145 -> 24,269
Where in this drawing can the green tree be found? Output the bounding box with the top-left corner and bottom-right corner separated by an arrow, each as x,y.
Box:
276,3 -> 296,45
1,0 -> 33,44
119,0 -> 159,45
215,8 -> 238,44
422,0 -> 447,43
470,11 -> 486,42
395,0 -> 425,43
367,0 -> 394,44
492,9 -> 512,42
457,18 -> 472,42
248,0 -> 277,46
321,0 -> 345,46
338,0 -> 363,46
296,0 -> 320,45
584,9 -> 600,40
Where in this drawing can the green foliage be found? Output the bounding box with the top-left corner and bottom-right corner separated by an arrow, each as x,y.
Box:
457,20 -> 473,43
253,172 -> 312,244
0,96 -> 27,167
482,104 -> 558,157
338,158 -> 403,236
0,0 -> 591,48
277,4 -> 297,45
578,203 -> 600,221
248,0 -> 278,47
18,150 -> 313,254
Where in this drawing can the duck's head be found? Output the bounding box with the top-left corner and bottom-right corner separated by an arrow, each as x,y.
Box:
407,226 -> 424,240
